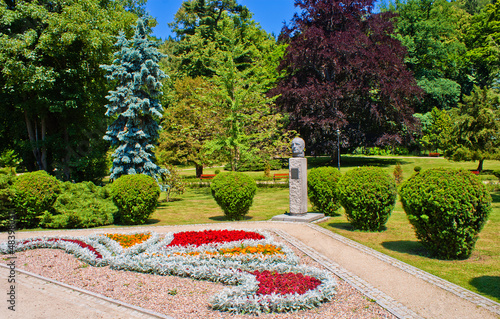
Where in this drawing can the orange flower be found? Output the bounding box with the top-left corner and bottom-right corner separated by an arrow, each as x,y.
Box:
105,233 -> 151,248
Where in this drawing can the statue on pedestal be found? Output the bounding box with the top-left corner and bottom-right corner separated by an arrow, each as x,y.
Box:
289,137 -> 308,215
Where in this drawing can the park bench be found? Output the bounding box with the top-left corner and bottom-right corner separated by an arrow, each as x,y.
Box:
273,173 -> 289,182
199,174 -> 216,180
428,152 -> 440,157
471,170 -> 480,175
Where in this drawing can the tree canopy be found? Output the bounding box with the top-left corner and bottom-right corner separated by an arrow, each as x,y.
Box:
444,86 -> 500,171
273,0 -> 423,155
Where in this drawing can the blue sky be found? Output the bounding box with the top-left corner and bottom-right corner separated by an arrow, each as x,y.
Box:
145,0 -> 298,40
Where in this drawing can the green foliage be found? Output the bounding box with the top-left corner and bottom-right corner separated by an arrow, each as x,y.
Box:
161,164 -> 186,202
158,77 -> 222,173
110,174 -> 160,225
0,0 -> 136,176
0,169 -> 16,231
223,158 -> 282,172
210,172 -> 257,220
386,0 -> 470,111
415,107 -> 453,153
399,168 -> 491,259
40,182 -> 115,229
465,1 -> 500,87
12,171 -> 60,228
0,149 -> 22,169
443,86 -> 500,171
338,167 -> 397,231
308,167 -> 342,216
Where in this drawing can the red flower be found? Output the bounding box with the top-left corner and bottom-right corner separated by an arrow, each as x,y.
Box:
166,230 -> 265,247
249,270 -> 322,295
23,238 -> 103,259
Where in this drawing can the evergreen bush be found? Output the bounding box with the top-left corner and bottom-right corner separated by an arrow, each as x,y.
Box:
210,172 -> 257,220
110,174 -> 160,225
338,167 -> 396,231
12,171 -> 60,228
39,182 -> 115,229
308,167 -> 342,216
0,170 -> 16,231
399,168 -> 491,259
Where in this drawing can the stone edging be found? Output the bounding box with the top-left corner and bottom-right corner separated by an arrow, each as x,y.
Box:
306,223 -> 500,316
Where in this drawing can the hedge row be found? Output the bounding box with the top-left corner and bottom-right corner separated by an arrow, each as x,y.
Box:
0,171 -> 160,230
309,166 -> 491,260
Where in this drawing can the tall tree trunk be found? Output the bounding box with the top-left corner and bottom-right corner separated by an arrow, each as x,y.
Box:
40,116 -> 47,171
477,159 -> 484,172
195,163 -> 203,178
24,111 -> 46,171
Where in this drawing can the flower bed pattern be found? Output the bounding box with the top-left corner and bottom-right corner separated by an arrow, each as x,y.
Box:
0,228 -> 336,314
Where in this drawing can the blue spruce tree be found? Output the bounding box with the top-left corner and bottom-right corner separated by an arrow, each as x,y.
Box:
102,18 -> 167,183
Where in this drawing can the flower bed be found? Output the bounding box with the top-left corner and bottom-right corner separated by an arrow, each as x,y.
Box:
0,228 -> 337,314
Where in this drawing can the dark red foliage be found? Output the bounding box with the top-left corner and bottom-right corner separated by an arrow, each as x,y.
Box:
22,238 -> 103,259
250,270 -> 322,295
166,229 -> 265,247
273,0 -> 423,154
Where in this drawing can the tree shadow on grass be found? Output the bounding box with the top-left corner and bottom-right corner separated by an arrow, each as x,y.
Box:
145,218 -> 161,225
490,192 -> 500,203
308,156 -> 412,169
469,276 -> 500,301
209,215 -> 253,222
326,222 -> 388,232
382,240 -> 431,258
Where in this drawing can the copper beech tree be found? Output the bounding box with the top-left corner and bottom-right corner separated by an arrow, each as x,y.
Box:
273,0 -> 423,155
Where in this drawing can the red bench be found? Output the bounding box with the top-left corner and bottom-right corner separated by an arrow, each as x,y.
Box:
428,152 -> 440,157
199,174 -> 216,180
471,170 -> 479,175
273,173 -> 289,182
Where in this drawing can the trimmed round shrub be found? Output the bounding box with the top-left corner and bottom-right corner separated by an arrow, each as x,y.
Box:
210,172 -> 257,220
308,167 -> 342,216
111,174 -> 160,225
399,168 -> 491,259
338,167 -> 396,231
12,171 -> 60,228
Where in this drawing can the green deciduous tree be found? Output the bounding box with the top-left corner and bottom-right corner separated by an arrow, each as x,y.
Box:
385,0 -> 470,112
161,0 -> 289,172
203,14 -> 285,171
101,18 -> 167,182
465,1 -> 500,88
414,107 -> 452,153
157,76 -> 222,177
444,86 -> 500,171
0,0 -> 137,181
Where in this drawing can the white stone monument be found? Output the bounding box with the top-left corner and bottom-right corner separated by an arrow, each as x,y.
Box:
271,137 -> 325,222
289,137 -> 308,215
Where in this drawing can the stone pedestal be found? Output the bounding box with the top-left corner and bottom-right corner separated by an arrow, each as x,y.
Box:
289,157 -> 308,215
